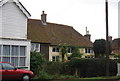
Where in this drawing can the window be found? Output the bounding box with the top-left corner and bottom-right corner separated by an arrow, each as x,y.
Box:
31,43 -> 40,52
85,48 -> 91,53
0,45 -> 27,67
3,45 -> 10,56
56,56 -> 60,62
0,45 -> 1,55
52,56 -> 55,62
2,57 -> 10,63
52,56 -> 60,62
0,63 -> 3,70
52,47 -> 59,52
19,57 -> 25,66
11,46 -> 19,56
68,48 -> 73,53
67,56 -> 71,60
20,46 -> 26,56
11,57 -> 18,66
2,63 -> 15,70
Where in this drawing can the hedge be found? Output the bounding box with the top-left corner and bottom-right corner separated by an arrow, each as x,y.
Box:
68,58 -> 117,77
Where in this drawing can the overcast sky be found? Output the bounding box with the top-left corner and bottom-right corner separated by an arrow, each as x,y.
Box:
20,0 -> 119,42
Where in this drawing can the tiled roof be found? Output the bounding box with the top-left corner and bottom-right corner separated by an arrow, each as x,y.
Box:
112,38 -> 120,50
27,19 -> 93,47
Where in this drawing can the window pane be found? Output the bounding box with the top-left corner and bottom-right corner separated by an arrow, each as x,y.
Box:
56,48 -> 59,52
52,48 -> 56,52
67,56 -> 71,60
2,63 -> 15,70
3,45 -> 10,56
68,48 -> 72,53
11,46 -> 19,56
0,45 -> 1,55
11,57 -> 18,66
56,56 -> 60,62
20,46 -> 26,56
2,57 -> 10,63
52,56 -> 55,61
52,47 -> 59,52
31,43 -> 34,51
0,63 -> 2,70
19,57 -> 25,66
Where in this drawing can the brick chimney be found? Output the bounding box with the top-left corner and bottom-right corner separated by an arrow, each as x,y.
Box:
84,27 -> 91,40
41,11 -> 47,25
108,36 -> 112,42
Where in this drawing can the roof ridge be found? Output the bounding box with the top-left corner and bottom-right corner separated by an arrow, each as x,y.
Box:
28,18 -> 73,28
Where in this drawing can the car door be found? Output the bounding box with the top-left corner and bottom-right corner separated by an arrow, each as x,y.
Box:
2,63 -> 20,80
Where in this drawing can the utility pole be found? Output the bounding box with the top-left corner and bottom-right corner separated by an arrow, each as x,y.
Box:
105,0 -> 109,76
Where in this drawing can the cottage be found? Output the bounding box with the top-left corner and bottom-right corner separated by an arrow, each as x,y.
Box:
28,11 -> 93,62
0,0 -> 31,69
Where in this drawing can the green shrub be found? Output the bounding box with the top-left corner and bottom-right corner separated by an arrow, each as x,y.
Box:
114,55 -> 120,63
38,71 -> 52,79
69,58 -> 117,77
45,62 -> 63,75
30,52 -> 46,75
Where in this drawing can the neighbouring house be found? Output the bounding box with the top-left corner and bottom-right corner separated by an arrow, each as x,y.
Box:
0,0 -> 31,69
112,38 -> 120,55
28,11 -> 93,62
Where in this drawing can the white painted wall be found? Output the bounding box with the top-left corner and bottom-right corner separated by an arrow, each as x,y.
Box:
0,1 -> 31,70
0,6 -> 2,37
117,63 -> 120,76
0,38 -> 31,70
0,2 -> 27,39
118,1 -> 120,38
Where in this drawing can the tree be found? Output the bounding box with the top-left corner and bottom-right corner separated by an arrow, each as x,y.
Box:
30,51 -> 46,75
59,45 -> 68,62
71,47 -> 83,59
93,39 -> 112,58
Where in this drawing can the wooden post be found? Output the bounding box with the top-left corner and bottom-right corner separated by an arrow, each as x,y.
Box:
105,0 -> 109,76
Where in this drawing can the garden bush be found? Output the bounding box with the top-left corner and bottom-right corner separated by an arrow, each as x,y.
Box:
69,58 -> 117,77
30,52 -> 46,75
45,62 -> 64,75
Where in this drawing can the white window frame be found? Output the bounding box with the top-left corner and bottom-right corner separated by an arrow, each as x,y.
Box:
68,48 -> 72,53
0,44 -> 26,67
52,47 -> 59,52
31,43 -> 40,52
52,56 -> 60,62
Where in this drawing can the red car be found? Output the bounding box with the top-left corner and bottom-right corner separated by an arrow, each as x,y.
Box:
0,62 -> 34,81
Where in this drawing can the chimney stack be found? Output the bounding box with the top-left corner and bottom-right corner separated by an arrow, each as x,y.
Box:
41,11 -> 47,25
108,36 -> 112,42
84,27 -> 91,40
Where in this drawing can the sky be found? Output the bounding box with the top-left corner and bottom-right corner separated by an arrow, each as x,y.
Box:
20,0 -> 119,42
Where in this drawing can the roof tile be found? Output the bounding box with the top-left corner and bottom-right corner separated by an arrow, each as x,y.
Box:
27,19 -> 93,47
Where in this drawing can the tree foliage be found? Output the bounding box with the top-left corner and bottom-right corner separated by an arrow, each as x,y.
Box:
93,39 -> 112,58
30,51 -> 46,75
59,45 -> 68,62
71,47 -> 82,59
114,54 -> 120,63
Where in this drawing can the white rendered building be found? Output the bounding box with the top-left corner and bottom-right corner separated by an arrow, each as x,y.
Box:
0,0 -> 31,69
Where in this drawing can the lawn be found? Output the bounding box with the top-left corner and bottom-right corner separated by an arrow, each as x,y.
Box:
32,76 -> 120,81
